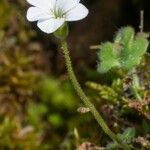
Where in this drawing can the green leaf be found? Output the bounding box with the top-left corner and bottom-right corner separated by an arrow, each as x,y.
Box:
120,128 -> 135,143
131,37 -> 149,57
97,26 -> 149,73
122,57 -> 141,71
106,142 -> 119,150
122,37 -> 149,70
114,27 -> 134,47
97,42 -> 120,73
107,128 -> 135,150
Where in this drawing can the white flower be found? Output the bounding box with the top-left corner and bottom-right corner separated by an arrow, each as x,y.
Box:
26,0 -> 89,33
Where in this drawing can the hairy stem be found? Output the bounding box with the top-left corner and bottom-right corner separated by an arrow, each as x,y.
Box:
61,39 -> 131,150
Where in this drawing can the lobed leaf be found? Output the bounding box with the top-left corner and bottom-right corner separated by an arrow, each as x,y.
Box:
114,27 -> 134,48
122,37 -> 149,70
97,42 -> 120,73
97,26 -> 149,73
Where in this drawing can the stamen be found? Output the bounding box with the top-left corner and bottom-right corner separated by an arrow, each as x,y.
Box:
52,6 -> 65,19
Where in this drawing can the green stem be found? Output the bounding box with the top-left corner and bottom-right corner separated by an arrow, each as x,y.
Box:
61,39 -> 131,150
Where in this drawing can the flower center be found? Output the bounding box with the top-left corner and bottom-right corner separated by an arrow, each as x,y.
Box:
51,7 -> 65,19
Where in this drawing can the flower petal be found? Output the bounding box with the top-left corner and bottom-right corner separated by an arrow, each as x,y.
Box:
37,18 -> 65,33
56,0 -> 79,13
27,0 -> 56,11
66,4 -> 89,21
27,7 -> 52,22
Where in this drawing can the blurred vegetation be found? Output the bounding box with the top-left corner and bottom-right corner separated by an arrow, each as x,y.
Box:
0,0 -> 150,150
